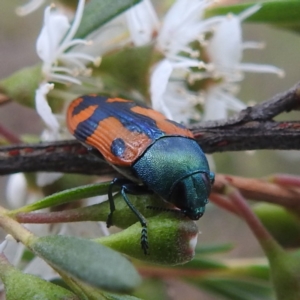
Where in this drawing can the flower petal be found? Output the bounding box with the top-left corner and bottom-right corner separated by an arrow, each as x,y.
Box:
206,15 -> 242,75
36,6 -> 70,62
6,173 -> 28,209
150,60 -> 174,119
126,0 -> 159,46
204,86 -> 246,121
157,0 -> 209,55
36,172 -> 63,187
35,83 -> 59,132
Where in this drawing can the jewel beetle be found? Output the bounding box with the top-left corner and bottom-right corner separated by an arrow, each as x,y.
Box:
67,94 -> 214,254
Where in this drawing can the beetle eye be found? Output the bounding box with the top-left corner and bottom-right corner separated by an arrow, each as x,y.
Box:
172,181 -> 186,200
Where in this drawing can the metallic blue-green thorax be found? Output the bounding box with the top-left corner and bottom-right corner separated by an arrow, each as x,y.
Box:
132,136 -> 214,219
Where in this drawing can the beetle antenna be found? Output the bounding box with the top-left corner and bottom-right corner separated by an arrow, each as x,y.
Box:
146,206 -> 184,215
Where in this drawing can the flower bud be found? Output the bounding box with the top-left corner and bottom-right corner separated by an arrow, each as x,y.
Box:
0,65 -> 41,108
253,203 -> 300,247
96,213 -> 199,265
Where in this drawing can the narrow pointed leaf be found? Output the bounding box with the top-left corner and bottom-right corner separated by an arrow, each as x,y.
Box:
0,256 -> 78,300
102,292 -> 143,300
254,203 -> 300,247
30,235 -> 141,292
205,1 -> 300,32
195,243 -> 234,255
10,182 -> 110,214
193,277 -> 273,300
75,0 -> 142,39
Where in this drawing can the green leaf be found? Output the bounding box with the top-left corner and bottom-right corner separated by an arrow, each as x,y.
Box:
226,262 -> 270,281
176,244 -> 233,270
195,243 -> 234,255
41,174 -> 96,196
99,193 -> 164,229
181,256 -> 228,270
10,182 -> 110,214
58,275 -> 142,300
12,191 -> 164,226
133,279 -> 167,300
75,0 -> 142,39
0,64 -> 41,108
267,249 -> 300,300
97,45 -> 154,99
254,203 -> 300,247
0,256 -> 79,300
102,292 -> 143,300
193,277 -> 274,300
205,1 -> 300,32
30,235 -> 141,293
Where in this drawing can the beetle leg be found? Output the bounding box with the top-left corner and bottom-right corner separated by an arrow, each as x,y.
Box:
107,178 -> 149,226
120,186 -> 149,255
107,184 -> 115,228
146,205 -> 183,214
107,178 -> 132,228
107,178 -> 150,254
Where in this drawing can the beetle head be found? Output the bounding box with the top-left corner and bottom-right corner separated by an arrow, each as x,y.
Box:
169,171 -> 214,220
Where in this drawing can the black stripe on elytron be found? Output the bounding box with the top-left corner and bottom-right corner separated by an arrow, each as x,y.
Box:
73,95 -> 166,141
71,95 -> 107,116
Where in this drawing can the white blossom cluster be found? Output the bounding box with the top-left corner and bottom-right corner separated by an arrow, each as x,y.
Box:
18,0 -> 283,136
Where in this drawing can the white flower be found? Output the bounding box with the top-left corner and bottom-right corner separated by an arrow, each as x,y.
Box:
127,0 -> 220,60
205,5 -> 284,81
125,0 -> 159,46
33,0 -> 130,186
34,83 -> 67,185
128,1 -> 284,122
199,5 -> 284,120
34,0 -> 94,142
37,0 -> 100,85
203,85 -> 246,121
35,83 -> 58,133
150,60 -> 174,119
150,59 -> 203,123
34,0 -> 101,140
6,173 -> 28,209
36,172 -> 63,187
127,0 -> 222,122
156,0 -> 221,58
0,237 -> 9,253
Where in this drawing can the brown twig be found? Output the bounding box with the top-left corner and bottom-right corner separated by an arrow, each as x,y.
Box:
192,81 -> 300,152
209,193 -> 239,215
213,174 -> 300,209
0,140 -> 115,176
193,120 -> 300,153
228,188 -> 276,246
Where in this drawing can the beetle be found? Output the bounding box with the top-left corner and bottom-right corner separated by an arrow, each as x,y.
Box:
67,94 -> 214,254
